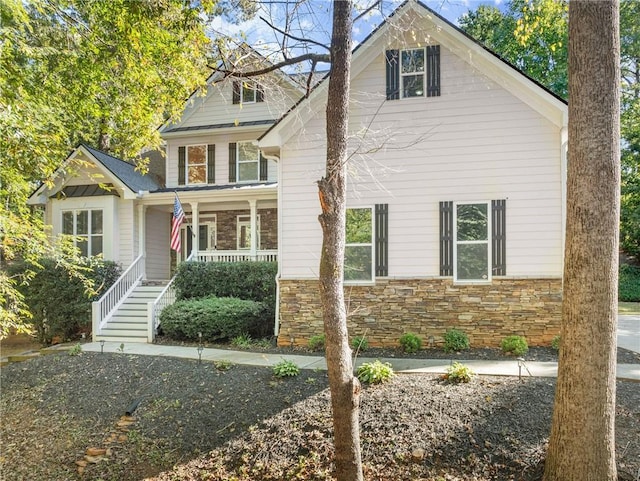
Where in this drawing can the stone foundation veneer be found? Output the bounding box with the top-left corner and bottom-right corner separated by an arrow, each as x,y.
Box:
277,278 -> 562,348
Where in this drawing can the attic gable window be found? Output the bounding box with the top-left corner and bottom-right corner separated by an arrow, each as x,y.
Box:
386,46 -> 440,100
233,81 -> 264,104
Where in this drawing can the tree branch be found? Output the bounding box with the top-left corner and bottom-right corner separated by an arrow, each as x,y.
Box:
260,15 -> 330,52
353,0 -> 382,23
212,52 -> 331,78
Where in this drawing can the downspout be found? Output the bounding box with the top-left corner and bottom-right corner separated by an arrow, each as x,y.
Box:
560,126 -> 568,275
262,151 -> 281,337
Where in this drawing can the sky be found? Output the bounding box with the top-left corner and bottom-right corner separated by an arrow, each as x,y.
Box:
208,0 -> 506,70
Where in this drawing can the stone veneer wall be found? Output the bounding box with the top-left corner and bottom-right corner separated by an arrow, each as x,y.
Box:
277,278 -> 562,348
209,208 -> 277,250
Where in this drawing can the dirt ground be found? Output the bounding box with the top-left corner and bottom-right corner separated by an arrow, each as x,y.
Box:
1,352 -> 638,481
0,333 -> 40,358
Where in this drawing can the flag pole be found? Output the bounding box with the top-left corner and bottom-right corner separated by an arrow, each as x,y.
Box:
174,190 -> 195,238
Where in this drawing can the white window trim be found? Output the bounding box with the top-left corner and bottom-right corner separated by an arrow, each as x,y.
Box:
237,214 -> 260,250
400,47 -> 425,99
240,81 -> 257,104
200,218 -> 217,251
453,201 -> 492,284
185,144 -> 208,186
344,206 -> 375,285
61,208 -> 103,257
236,141 -> 260,183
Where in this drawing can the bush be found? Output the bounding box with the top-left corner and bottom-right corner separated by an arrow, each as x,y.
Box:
443,328 -> 470,352
273,360 -> 300,378
351,335 -> 369,352
159,297 -> 270,342
619,264 -> 640,302
399,332 -> 422,353
357,360 -> 395,385
551,335 -> 561,351
308,334 -> 325,351
442,362 -> 475,384
15,257 -> 121,344
501,335 -> 529,356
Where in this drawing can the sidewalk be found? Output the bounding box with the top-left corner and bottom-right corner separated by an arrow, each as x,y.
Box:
69,341 -> 640,382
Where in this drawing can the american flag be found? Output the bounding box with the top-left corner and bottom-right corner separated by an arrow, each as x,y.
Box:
170,195 -> 185,252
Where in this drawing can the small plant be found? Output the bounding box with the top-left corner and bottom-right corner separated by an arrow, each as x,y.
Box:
501,335 -> 529,356
272,359 -> 300,378
399,332 -> 422,353
351,335 -> 369,352
117,343 -> 125,353
442,362 -> 475,384
68,343 -> 82,356
231,333 -> 253,348
443,328 -> 470,352
356,360 -> 394,385
308,334 -> 326,351
551,335 -> 561,351
214,360 -> 233,371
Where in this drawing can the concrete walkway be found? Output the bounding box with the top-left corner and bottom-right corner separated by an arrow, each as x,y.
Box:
618,314 -> 640,354
72,341 -> 640,382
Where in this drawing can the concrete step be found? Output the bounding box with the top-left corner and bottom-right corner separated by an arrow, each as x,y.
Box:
105,320 -> 147,330
113,308 -> 148,317
98,327 -> 147,337
94,335 -> 149,344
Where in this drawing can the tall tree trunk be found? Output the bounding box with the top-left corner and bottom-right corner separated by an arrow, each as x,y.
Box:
543,1 -> 620,480
317,1 -> 363,481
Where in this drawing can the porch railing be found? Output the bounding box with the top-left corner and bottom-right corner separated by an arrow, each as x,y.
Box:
147,251 -> 195,342
194,250 -> 278,263
92,254 -> 145,340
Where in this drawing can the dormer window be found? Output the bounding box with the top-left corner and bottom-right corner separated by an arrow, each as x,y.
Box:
233,81 -> 264,104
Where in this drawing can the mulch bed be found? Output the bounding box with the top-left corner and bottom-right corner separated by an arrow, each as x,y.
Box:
1,351 -> 638,481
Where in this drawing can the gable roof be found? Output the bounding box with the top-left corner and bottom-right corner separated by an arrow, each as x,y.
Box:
259,0 -> 568,149
28,144 -> 160,204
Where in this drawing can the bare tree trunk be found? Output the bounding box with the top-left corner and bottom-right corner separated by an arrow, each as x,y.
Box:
317,1 -> 363,481
543,1 -> 620,480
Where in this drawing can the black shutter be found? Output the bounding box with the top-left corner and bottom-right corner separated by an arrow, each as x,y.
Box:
256,83 -> 264,102
232,80 -> 240,104
228,143 -> 237,183
492,199 -> 506,275
439,201 -> 453,276
207,144 -> 215,184
427,45 -> 441,97
385,50 -> 400,100
259,152 -> 268,181
375,204 -> 389,277
178,146 -> 185,186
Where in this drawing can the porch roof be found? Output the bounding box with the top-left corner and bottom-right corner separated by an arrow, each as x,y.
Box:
152,182 -> 276,194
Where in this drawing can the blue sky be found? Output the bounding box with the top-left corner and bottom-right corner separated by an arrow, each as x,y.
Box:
208,0 -> 505,68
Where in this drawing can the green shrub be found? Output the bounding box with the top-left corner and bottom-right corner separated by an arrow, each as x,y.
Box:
159,297 -> 270,342
14,257 -> 121,344
501,335 -> 529,356
442,362 -> 475,384
273,360 -> 300,377
551,335 -> 561,351
619,264 -> 640,302
351,335 -> 369,352
443,328 -> 470,352
399,332 -> 422,353
231,333 -> 253,348
308,334 -> 326,351
356,360 -> 395,384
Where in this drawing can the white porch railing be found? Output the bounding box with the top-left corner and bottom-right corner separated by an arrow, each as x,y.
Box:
147,251 -> 195,342
194,250 -> 278,263
92,254 -> 145,340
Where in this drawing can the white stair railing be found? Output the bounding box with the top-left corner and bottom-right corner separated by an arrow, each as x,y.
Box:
195,250 -> 278,263
147,251 -> 194,342
92,255 -> 145,340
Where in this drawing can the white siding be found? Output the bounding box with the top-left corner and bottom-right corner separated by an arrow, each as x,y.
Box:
117,199 -> 135,267
279,43 -> 564,280
145,207 -> 171,280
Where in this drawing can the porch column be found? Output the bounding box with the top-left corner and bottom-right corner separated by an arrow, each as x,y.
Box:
249,199 -> 257,260
137,204 -> 147,279
190,202 -> 199,260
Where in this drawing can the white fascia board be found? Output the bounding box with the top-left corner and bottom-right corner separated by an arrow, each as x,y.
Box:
161,123 -> 273,139
138,185 -> 278,205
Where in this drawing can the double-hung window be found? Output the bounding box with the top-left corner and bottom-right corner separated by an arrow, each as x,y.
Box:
386,46 -> 440,100
401,48 -> 425,98
187,145 -> 207,184
454,202 -> 491,282
237,215 -> 260,250
345,207 -> 374,283
62,209 -> 103,257
232,81 -> 264,104
237,142 -> 260,182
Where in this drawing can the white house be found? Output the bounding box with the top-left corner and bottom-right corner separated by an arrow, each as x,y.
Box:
29,0 -> 567,347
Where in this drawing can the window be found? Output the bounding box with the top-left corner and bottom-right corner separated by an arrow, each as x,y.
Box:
237,215 -> 260,250
178,145 -> 214,186
232,81 -> 264,104
386,46 -> 440,100
237,142 -> 259,182
454,202 -> 490,282
401,48 -> 425,98
62,209 -> 103,257
345,208 -> 374,282
187,145 -> 207,184
180,219 -> 217,261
